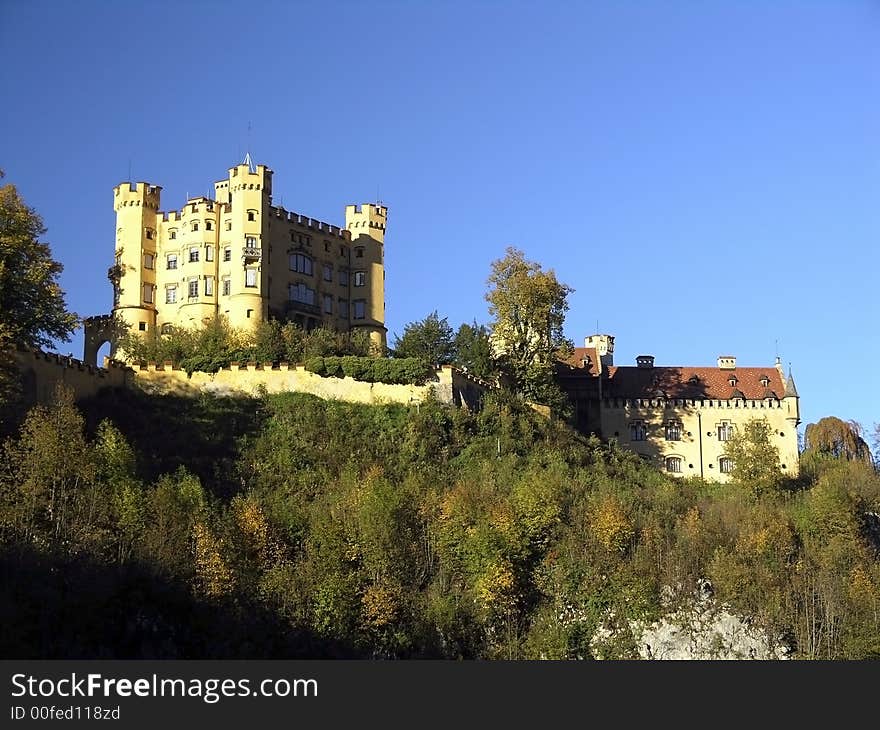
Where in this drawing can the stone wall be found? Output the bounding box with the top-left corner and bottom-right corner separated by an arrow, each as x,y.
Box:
12,347 -> 133,406
130,362 -> 489,408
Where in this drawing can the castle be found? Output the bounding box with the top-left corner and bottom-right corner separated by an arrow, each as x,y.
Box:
71,157 -> 801,482
557,334 -> 801,480
84,157 -> 386,364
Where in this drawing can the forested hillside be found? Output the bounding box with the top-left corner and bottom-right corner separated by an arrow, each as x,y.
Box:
1,385 -> 878,659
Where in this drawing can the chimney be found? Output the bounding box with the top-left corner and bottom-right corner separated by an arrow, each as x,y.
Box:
636,355 -> 654,368
718,356 -> 736,370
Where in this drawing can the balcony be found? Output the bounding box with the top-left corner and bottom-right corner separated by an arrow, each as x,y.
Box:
284,300 -> 321,316
242,246 -> 262,262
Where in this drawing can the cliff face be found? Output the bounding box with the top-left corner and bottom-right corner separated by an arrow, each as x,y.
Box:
592,582 -> 790,660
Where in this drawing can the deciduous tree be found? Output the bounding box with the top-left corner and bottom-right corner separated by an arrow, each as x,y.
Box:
392,311 -> 455,364
0,172 -> 78,349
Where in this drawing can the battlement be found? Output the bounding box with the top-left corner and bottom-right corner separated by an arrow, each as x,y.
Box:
270,206 -> 349,239
345,203 -> 388,235
114,181 -> 162,211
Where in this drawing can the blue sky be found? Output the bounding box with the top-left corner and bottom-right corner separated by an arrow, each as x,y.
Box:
1,0 -> 878,434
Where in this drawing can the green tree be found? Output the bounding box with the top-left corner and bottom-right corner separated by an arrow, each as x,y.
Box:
723,418 -> 784,497
392,311 -> 455,364
0,172 -> 79,349
485,248 -> 573,407
453,321 -> 497,380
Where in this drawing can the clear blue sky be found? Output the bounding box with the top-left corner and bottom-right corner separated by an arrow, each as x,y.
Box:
1,0 -> 878,434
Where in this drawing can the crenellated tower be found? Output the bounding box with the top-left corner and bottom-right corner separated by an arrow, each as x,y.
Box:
345,203 -> 387,349
111,181 -> 162,345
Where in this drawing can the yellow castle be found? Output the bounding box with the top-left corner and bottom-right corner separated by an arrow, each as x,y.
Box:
85,157 -> 386,363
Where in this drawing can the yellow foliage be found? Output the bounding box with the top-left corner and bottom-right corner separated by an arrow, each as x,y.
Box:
193,521 -> 235,598
362,583 -> 399,629
475,560 -> 516,615
591,495 -> 633,553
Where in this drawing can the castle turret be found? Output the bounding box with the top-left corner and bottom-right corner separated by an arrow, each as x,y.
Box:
222,157 -> 273,330
112,181 -> 162,348
345,203 -> 387,349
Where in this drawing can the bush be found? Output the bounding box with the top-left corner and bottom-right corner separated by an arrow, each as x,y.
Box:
304,356 -> 436,386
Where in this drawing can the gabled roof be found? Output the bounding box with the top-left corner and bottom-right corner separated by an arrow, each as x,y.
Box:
557,347 -> 599,375
565,365 -> 788,400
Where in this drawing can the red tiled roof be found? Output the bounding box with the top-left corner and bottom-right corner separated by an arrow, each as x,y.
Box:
560,347 -> 599,375
602,366 -> 786,400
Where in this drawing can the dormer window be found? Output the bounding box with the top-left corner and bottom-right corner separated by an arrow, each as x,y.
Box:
728,375 -> 738,387
760,375 -> 770,387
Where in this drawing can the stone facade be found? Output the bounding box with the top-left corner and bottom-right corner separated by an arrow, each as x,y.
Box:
85,157 -> 387,364
558,334 -> 801,480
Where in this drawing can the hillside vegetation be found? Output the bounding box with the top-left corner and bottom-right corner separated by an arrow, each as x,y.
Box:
1,385 -> 878,659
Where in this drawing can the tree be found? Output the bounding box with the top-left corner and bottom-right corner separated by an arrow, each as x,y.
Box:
453,321 -> 497,381
804,417 -> 872,464
723,418 -> 783,496
392,311 -> 455,364
485,248 -> 573,407
0,172 -> 78,349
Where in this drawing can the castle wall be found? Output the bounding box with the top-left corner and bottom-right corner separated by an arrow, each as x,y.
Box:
12,348 -> 132,407
129,363 -> 488,408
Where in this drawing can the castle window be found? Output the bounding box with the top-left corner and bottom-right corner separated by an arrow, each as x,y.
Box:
205,220 -> 213,231
189,247 -> 200,263
289,282 -> 315,305
161,324 -> 173,335
323,294 -> 333,314
323,263 -> 333,282
719,457 -> 733,474
166,255 -> 177,271
728,375 -> 738,387
205,246 -> 214,262
247,210 -> 256,222
223,247 -> 231,262
760,375 -> 770,387
289,253 -> 313,275
245,269 -> 257,288
225,221 -> 232,231
355,247 -> 364,258
188,280 -> 198,299
192,221 -> 199,232
138,322 -> 147,331
324,242 -> 331,252
222,277 -> 230,296
664,421 -> 682,441
339,269 -> 349,287
339,298 -> 349,318
145,229 -> 154,240
142,284 -> 153,304
665,457 -> 682,474
340,245 -> 348,258
166,285 -> 177,304
353,300 -> 366,320
205,277 -> 214,296
717,422 -> 734,441
630,421 -> 646,441
354,271 -> 366,287
144,253 -> 154,270
169,229 -> 177,240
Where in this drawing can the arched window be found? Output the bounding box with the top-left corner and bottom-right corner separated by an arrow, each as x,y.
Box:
192,221 -> 200,232
629,421 -> 646,441
665,456 -> 682,474
664,421 -> 682,441
161,323 -> 173,335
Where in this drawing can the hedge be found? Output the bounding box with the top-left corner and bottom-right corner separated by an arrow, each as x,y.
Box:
304,356 -> 435,385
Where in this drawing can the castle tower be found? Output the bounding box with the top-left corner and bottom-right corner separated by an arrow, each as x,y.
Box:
220,158 -> 273,330
345,203 -> 387,349
111,181 -> 162,346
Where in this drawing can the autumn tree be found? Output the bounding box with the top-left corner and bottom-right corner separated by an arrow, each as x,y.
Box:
804,417 -> 872,464
0,172 -> 78,350
392,311 -> 455,364
723,418 -> 784,497
485,247 -> 573,408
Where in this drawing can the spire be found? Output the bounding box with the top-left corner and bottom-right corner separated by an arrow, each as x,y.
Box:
243,151 -> 255,173
784,368 -> 799,398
